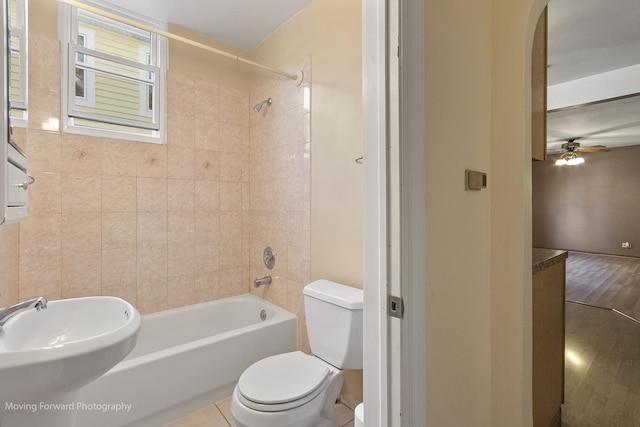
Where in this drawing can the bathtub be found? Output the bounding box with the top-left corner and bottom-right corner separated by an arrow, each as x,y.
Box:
74,294 -> 297,427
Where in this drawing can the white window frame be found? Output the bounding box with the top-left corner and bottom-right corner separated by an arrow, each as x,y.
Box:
8,0 -> 27,127
59,0 -> 167,144
74,27 -> 96,108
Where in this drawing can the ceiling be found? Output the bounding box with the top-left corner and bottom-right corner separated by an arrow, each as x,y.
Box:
547,0 -> 640,152
101,0 -> 312,51
99,0 -> 638,153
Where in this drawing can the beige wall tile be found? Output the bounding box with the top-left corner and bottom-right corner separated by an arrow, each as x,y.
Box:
168,211 -> 195,244
29,172 -> 61,213
61,213 -> 101,252
195,212 -> 220,243
19,213 -> 61,256
195,80 -> 220,122
137,143 -> 168,178
102,139 -> 137,176
102,212 -> 137,250
62,250 -> 101,296
194,149 -> 220,181
168,72 -> 195,118
61,174 -> 102,213
28,88 -> 60,131
137,245 -> 168,282
220,152 -> 242,182
219,267 -> 243,297
195,242 -> 220,273
137,212 -> 168,247
137,177 -> 168,212
102,176 -> 136,213
195,271 -> 220,302
219,86 -> 248,127
19,253 -> 62,300
168,243 -> 196,277
61,134 -> 103,175
220,240 -> 242,270
168,179 -> 195,212
168,146 -> 195,180
136,278 -> 167,314
219,123 -> 243,154
194,119 -> 220,152
168,275 -> 197,309
220,182 -> 242,211
29,35 -> 61,92
102,282 -> 137,307
102,248 -> 137,288
28,130 -> 61,173
220,211 -> 242,242
0,224 -> 20,307
168,114 -> 196,148
195,180 -> 220,212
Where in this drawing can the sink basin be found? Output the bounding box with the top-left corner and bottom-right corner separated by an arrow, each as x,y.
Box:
0,296 -> 140,427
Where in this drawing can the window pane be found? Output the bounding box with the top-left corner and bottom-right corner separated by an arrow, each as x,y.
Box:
75,68 -> 86,98
77,9 -> 152,65
73,66 -> 156,127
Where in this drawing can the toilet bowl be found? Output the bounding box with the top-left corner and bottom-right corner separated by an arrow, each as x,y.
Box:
231,352 -> 344,427
231,280 -> 363,427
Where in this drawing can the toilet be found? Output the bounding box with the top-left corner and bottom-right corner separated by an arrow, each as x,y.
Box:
231,280 -> 363,427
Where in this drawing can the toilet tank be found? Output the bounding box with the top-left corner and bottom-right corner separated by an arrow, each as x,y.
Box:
303,280 -> 363,369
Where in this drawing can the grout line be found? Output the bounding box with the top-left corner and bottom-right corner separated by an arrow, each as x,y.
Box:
216,403 -> 233,427
565,299 -> 612,310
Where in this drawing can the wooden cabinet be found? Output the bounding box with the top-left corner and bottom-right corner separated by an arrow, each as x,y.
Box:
531,7 -> 547,161
533,249 -> 566,427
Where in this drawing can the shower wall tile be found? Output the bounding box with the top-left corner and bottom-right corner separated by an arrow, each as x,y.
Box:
28,172 -> 62,213
102,139 -> 137,176
61,134 -> 103,175
102,213 -> 137,250
14,33 -> 307,317
28,130 -> 61,173
102,176 -> 136,213
61,174 -> 102,213
249,58 -> 312,352
0,224 -> 19,307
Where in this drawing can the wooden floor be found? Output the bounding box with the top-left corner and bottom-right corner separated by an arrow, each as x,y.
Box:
566,252 -> 640,321
563,252 -> 640,426
563,302 -> 640,427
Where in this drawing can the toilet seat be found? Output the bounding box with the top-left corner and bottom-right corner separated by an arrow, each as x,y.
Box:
237,351 -> 332,412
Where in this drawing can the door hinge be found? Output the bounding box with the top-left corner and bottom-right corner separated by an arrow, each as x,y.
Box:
388,295 -> 404,319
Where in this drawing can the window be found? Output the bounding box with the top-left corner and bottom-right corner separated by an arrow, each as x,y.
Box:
8,0 -> 27,125
60,2 -> 167,143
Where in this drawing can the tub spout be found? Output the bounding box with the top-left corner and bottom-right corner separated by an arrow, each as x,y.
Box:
254,276 -> 272,288
0,297 -> 48,327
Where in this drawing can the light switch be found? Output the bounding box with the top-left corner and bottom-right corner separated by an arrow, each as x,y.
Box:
465,169 -> 487,191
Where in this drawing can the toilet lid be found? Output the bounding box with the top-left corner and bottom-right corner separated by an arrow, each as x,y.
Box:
238,351 -> 331,405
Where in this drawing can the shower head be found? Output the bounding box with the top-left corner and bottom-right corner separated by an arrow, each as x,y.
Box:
253,97 -> 272,113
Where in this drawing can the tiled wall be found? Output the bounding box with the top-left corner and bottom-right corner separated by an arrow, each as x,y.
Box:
16,34 -> 251,314
6,34 -> 311,333
249,59 -> 312,353
0,224 -> 19,307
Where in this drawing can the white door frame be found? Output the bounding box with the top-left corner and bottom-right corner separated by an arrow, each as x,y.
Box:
363,0 -> 426,425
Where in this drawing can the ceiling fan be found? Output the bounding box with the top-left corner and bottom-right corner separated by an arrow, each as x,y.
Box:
555,139 -> 610,165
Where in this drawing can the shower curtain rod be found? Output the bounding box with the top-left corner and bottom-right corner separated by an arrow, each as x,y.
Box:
56,0 -> 300,82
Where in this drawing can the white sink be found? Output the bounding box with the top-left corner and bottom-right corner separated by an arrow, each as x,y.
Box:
0,296 -> 140,427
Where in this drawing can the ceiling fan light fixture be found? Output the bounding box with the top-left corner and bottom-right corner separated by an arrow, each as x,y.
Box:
567,157 -> 585,165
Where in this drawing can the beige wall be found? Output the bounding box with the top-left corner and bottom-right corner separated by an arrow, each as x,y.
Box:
250,0 -> 364,405
423,0 -> 492,424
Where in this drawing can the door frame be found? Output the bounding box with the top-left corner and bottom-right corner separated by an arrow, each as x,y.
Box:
362,0 -> 426,424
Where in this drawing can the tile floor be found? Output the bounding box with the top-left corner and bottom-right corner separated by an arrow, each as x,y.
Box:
164,397 -> 356,427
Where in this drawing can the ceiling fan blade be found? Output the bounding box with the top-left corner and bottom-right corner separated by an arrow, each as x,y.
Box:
576,145 -> 610,153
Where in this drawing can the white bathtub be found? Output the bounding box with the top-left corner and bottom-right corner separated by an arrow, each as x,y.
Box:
75,294 -> 297,427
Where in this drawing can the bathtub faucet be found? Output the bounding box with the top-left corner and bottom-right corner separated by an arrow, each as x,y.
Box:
254,276 -> 272,288
0,297 -> 48,327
